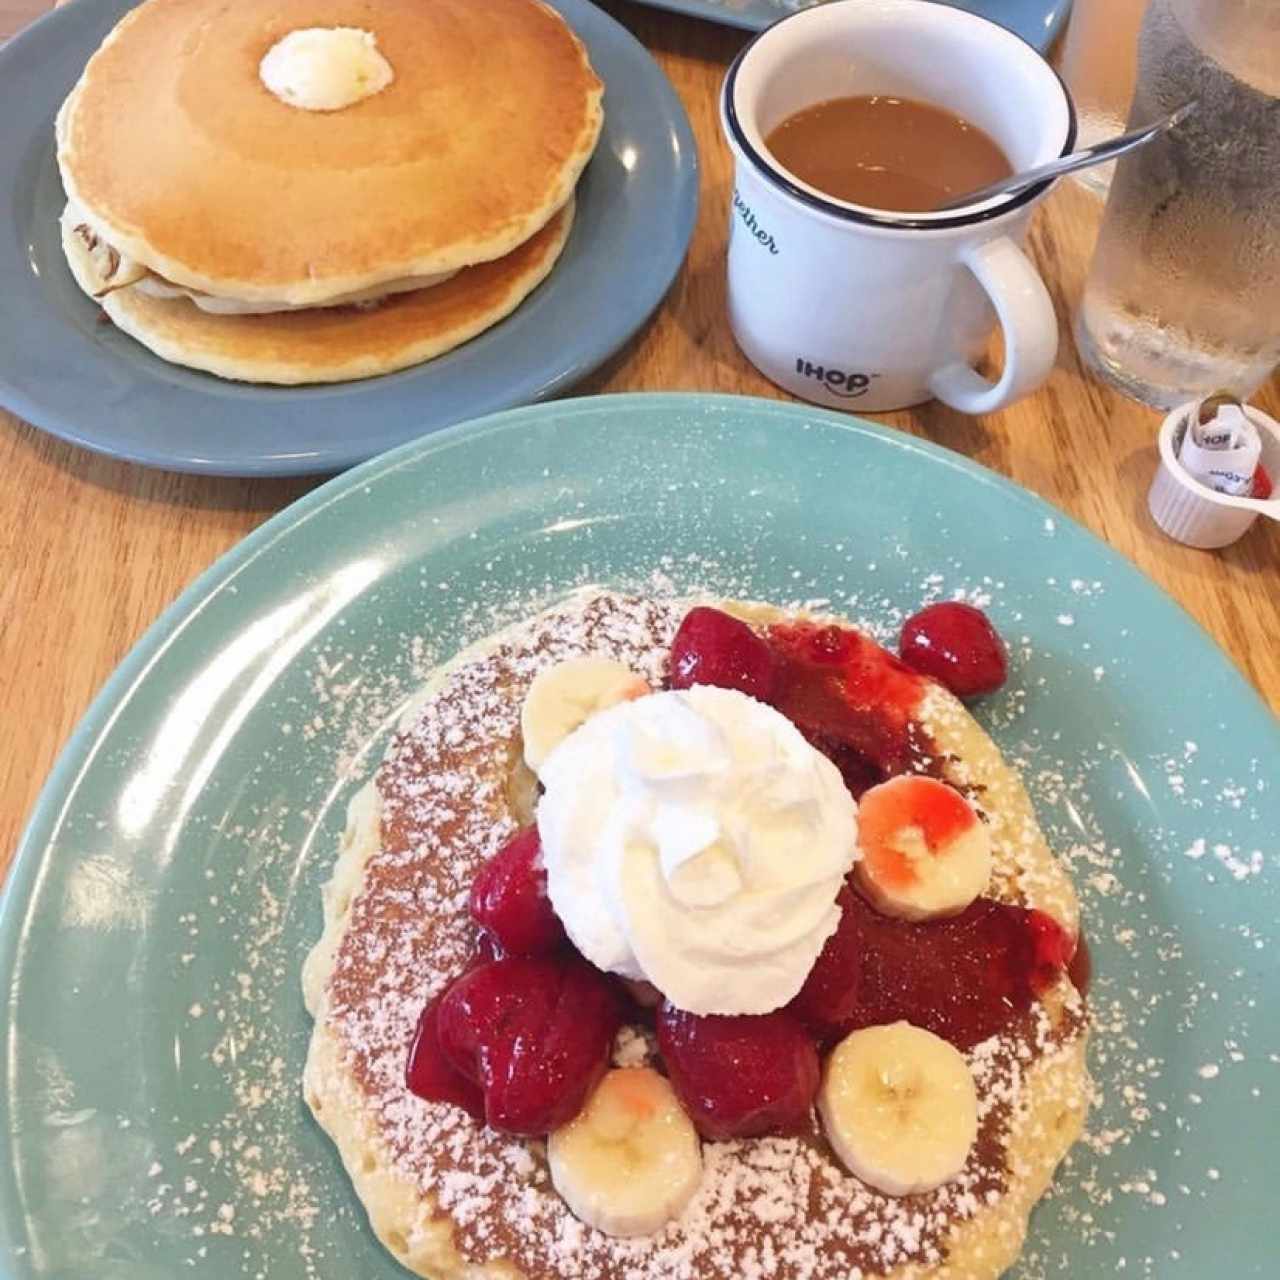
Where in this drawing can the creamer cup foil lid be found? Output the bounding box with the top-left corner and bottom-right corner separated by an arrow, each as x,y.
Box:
1148,393 -> 1280,549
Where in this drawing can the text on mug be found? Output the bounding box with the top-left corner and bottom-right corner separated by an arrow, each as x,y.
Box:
732,189 -> 779,255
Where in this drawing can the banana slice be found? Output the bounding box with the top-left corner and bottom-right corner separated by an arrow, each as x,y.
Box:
521,657 -> 650,773
548,1067 -> 702,1237
852,774 -> 991,921
818,1021 -> 977,1196
60,202 -> 147,297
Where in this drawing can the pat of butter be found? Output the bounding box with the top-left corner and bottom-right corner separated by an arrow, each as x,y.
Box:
259,27 -> 393,112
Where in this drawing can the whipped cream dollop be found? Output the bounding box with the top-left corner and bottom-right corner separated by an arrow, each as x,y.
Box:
259,28 -> 394,112
538,686 -> 858,1016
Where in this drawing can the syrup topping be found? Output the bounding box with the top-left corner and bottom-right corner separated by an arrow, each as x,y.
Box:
1067,927 -> 1093,996
409,606 -> 1074,1121
790,886 -> 1075,1051
767,620 -> 934,796
859,775 -> 976,884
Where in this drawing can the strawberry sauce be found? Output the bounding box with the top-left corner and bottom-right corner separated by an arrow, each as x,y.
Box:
405,606 -> 1085,1138
766,621 -> 932,797
791,884 -> 1077,1051
857,776 -> 976,889
1067,929 -> 1093,996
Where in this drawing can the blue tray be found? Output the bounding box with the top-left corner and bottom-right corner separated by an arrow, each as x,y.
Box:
631,0 -> 1072,51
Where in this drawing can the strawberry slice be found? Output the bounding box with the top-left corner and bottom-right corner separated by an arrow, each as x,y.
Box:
898,601 -> 1008,699
435,955 -> 622,1135
656,1003 -> 819,1140
469,827 -> 566,956
668,607 -> 777,703
405,991 -> 486,1120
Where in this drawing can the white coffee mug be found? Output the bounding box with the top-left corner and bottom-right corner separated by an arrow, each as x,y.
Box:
720,0 -> 1076,414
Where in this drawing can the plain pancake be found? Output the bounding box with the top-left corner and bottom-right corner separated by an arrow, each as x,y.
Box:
59,196 -> 460,314
301,590 -> 1090,1280
61,200 -> 573,384
56,0 -> 602,306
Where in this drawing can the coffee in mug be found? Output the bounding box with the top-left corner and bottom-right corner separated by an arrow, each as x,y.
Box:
719,0 -> 1076,415
764,95 -> 1013,213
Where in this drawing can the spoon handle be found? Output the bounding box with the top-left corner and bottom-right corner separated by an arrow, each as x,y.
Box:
937,101 -> 1198,211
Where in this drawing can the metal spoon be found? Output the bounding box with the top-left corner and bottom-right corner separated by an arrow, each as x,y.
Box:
936,101 -> 1197,211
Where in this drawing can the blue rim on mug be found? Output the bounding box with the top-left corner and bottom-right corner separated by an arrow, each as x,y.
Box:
722,0 -> 1078,233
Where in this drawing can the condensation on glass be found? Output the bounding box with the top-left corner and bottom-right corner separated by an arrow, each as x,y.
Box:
1074,0 -> 1280,409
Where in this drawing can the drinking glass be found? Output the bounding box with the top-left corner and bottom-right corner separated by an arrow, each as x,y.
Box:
1058,0 -> 1146,196
1074,0 -> 1280,409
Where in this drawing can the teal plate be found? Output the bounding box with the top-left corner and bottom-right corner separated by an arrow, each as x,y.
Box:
2,393 -> 1277,1278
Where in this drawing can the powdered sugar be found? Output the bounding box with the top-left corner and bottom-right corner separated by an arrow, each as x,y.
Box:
611,1025 -> 656,1069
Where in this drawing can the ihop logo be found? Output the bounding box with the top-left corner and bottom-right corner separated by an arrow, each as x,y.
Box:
794,358 -> 874,399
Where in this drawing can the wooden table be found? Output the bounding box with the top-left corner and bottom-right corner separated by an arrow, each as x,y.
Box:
2,0 -> 1277,883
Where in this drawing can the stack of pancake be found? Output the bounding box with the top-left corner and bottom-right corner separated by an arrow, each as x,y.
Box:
55,0 -> 603,384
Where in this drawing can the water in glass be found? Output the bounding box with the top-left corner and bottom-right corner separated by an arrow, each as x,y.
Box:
1075,0 -> 1280,408
1058,0 -> 1146,196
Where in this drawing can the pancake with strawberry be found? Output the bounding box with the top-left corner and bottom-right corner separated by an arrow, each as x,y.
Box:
302,589 -> 1089,1279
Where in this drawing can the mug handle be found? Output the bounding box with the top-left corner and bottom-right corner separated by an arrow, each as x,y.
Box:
927,236 -> 1058,415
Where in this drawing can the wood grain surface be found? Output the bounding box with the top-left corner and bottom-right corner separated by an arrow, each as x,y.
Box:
2,0 -> 1277,884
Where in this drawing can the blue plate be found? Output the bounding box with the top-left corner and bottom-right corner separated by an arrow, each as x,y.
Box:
2,394 -> 1277,1277
630,0 -> 1071,51
0,2 -> 697,477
